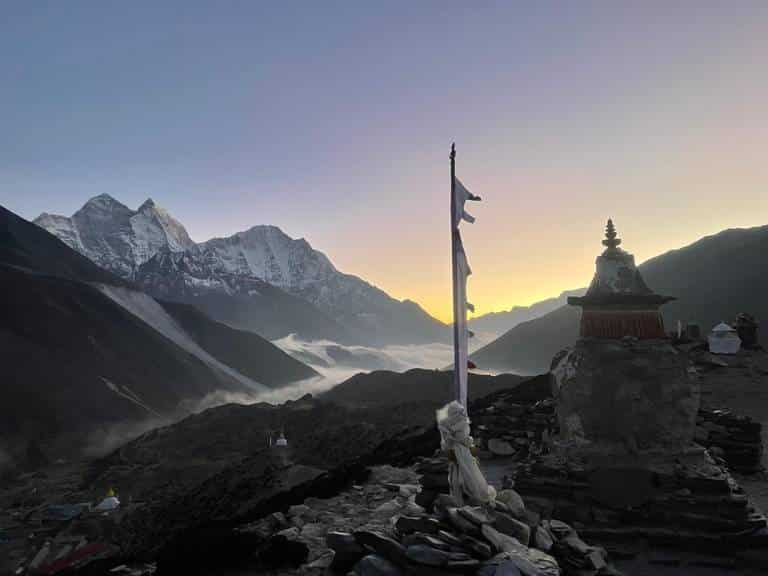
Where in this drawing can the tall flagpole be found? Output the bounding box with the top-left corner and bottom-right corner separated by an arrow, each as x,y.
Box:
450,143 -> 461,405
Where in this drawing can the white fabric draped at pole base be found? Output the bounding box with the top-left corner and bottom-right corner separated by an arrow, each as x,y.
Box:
438,144 -> 494,507
437,401 -> 497,506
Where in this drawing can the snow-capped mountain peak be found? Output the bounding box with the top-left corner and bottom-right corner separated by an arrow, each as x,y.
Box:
36,194 -> 449,345
34,196 -> 194,279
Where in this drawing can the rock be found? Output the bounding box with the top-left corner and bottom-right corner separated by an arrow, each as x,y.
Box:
545,520 -> 574,541
353,554 -> 403,576
372,499 -> 402,517
327,531 -> 365,572
488,439 -> 517,457
496,489 -> 526,520
305,548 -> 335,570
446,507 -> 482,537
437,530 -> 465,549
405,544 -> 451,567
484,549 -> 561,576
458,505 -> 494,525
288,504 -> 311,517
402,533 -> 452,551
300,522 -> 327,539
459,534 -> 494,559
494,511 -> 531,546
395,515 -> 441,535
533,526 -> 554,552
477,560 -> 523,576
433,493 -> 460,516
353,530 -> 407,566
481,524 -> 524,554
415,489 -> 438,510
276,526 -> 301,539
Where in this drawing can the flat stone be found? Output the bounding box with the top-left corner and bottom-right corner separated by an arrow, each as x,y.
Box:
433,493 -> 460,516
496,489 -> 526,520
353,554 -> 403,576
405,544 -> 450,567
459,534 -> 494,559
327,531 -> 366,572
458,505 -> 494,525
482,524 -> 525,555
306,549 -> 335,569
447,507 -> 482,537
494,512 -> 531,546
401,533 -> 452,551
354,530 -> 406,566
395,515 -> 441,535
489,439 -> 517,457
300,522 -> 327,539
477,560 -> 523,576
288,504 -> 310,517
372,499 -> 402,517
546,519 -> 574,540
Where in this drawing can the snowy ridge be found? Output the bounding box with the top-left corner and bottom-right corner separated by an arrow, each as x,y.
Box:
34,194 -> 194,279
36,195 -> 449,345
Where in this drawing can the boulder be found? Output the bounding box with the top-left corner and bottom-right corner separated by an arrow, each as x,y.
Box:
494,512 -> 531,546
496,489 -> 526,520
488,439 -> 517,457
326,531 -> 365,572
353,554 -> 403,576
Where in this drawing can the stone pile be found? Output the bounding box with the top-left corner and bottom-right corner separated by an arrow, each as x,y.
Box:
695,408 -> 763,474
471,398 -> 556,462
512,448 -> 768,562
318,459 -> 622,576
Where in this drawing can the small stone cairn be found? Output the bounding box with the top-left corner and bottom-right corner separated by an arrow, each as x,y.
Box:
319,458 -> 621,576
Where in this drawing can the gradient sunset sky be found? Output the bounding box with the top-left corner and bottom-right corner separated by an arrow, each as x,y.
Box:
2,1 -> 767,322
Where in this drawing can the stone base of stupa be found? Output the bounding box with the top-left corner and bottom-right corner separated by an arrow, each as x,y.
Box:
510,337 -> 768,566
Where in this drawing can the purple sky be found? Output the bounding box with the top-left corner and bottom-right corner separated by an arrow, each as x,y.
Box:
2,1 -> 767,320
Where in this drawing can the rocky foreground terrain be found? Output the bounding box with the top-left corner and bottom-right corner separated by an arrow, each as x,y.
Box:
2,347 -> 768,575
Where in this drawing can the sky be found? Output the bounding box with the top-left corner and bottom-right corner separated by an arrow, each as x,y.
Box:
2,1 -> 767,322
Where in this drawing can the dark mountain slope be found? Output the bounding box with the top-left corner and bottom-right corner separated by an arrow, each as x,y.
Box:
471,225 -> 768,374
0,205 -> 314,457
0,264 -> 243,447
470,305 -> 580,375
160,300 -> 318,387
322,368 -> 525,408
0,205 -> 125,285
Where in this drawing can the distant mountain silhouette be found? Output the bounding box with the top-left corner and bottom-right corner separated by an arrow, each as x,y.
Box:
468,288 -> 585,337
471,225 -> 768,374
1,205 -> 315,456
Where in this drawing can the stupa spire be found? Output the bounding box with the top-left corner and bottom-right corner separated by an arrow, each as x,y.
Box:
602,218 -> 621,250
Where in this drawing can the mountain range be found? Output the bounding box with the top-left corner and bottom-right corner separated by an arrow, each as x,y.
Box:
471,224 -> 768,374
35,195 -> 449,346
468,288 -> 585,337
1,204 -> 316,457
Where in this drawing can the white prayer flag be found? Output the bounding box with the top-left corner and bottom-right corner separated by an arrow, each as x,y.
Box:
453,230 -> 472,407
453,177 -> 481,228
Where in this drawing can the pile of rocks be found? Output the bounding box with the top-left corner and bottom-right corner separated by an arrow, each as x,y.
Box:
472,398 -> 556,461
695,408 -> 763,474
513,447 -> 768,561
319,458 -> 621,576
